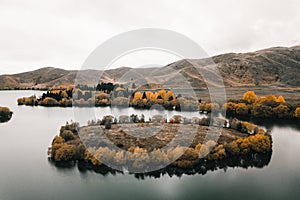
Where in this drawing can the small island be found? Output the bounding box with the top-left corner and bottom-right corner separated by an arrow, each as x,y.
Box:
221,91 -> 300,119
17,84 -> 201,111
48,115 -> 272,174
0,106 -> 13,123
17,85 -> 300,120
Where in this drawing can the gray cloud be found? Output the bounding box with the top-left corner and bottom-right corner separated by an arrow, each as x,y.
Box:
0,0 -> 300,74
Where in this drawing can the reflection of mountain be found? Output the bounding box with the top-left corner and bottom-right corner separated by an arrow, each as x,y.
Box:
49,151 -> 272,179
1,45 -> 300,89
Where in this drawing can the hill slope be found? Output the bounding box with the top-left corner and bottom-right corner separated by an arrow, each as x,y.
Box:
0,45 -> 299,90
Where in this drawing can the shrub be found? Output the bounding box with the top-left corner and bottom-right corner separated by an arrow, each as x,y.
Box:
40,97 -> 59,106
53,144 -> 76,162
60,130 -> 75,141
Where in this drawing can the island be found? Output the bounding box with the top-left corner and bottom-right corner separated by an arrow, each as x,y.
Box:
18,85 -> 300,120
48,115 -> 272,174
0,106 -> 13,122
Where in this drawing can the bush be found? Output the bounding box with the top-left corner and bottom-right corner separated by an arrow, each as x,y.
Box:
60,130 -> 75,141
54,144 -> 76,162
40,97 -> 59,106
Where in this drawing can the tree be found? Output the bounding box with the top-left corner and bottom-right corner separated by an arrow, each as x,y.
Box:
273,104 -> 290,118
235,103 -> 249,115
132,83 -> 136,89
60,130 -> 74,141
294,107 -> 300,118
41,97 -> 59,106
242,91 -> 258,104
262,95 -> 277,103
134,92 -> 142,99
276,95 -> 286,103
54,144 -> 76,162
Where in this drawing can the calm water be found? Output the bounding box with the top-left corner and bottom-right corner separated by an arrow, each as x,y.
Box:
1,91 -> 300,200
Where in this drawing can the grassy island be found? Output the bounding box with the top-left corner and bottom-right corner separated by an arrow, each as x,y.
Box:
18,85 -> 199,111
48,115 -> 272,174
200,91 -> 300,119
0,106 -> 13,122
17,84 -> 300,120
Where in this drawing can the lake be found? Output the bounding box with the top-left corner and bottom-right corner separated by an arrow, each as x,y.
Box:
0,90 -> 300,200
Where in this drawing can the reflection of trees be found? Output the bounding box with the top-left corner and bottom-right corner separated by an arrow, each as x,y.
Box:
49,151 -> 272,179
233,116 -> 300,131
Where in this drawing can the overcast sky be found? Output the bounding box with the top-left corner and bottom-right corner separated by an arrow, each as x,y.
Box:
1,0 -> 300,74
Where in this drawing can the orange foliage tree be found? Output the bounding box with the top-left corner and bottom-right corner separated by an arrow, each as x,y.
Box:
242,91 -> 258,104
294,107 -> 300,118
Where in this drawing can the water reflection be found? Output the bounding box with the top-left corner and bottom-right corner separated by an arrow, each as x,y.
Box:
48,150 -> 272,179
232,116 -> 300,131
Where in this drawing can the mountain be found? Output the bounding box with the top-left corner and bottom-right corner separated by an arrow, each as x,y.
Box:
0,45 -> 299,90
213,46 -> 300,86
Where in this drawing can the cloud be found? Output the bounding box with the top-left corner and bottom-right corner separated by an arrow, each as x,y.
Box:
0,0 -> 300,74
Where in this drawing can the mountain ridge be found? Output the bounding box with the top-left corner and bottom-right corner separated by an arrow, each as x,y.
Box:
0,45 -> 299,90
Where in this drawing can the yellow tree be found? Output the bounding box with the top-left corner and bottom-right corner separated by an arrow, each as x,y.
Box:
61,90 -> 68,98
164,91 -> 175,101
242,91 -> 258,104
276,95 -> 286,103
134,92 -> 142,99
264,94 -> 277,102
294,107 -> 300,118
145,91 -> 153,99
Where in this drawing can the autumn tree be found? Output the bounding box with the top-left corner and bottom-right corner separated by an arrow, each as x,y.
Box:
242,91 -> 258,104
60,130 -> 75,141
276,95 -> 286,103
273,104 -> 290,118
294,107 -> 300,118
54,144 -> 76,162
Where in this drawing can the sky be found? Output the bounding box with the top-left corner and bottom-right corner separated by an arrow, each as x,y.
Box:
0,0 -> 300,74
